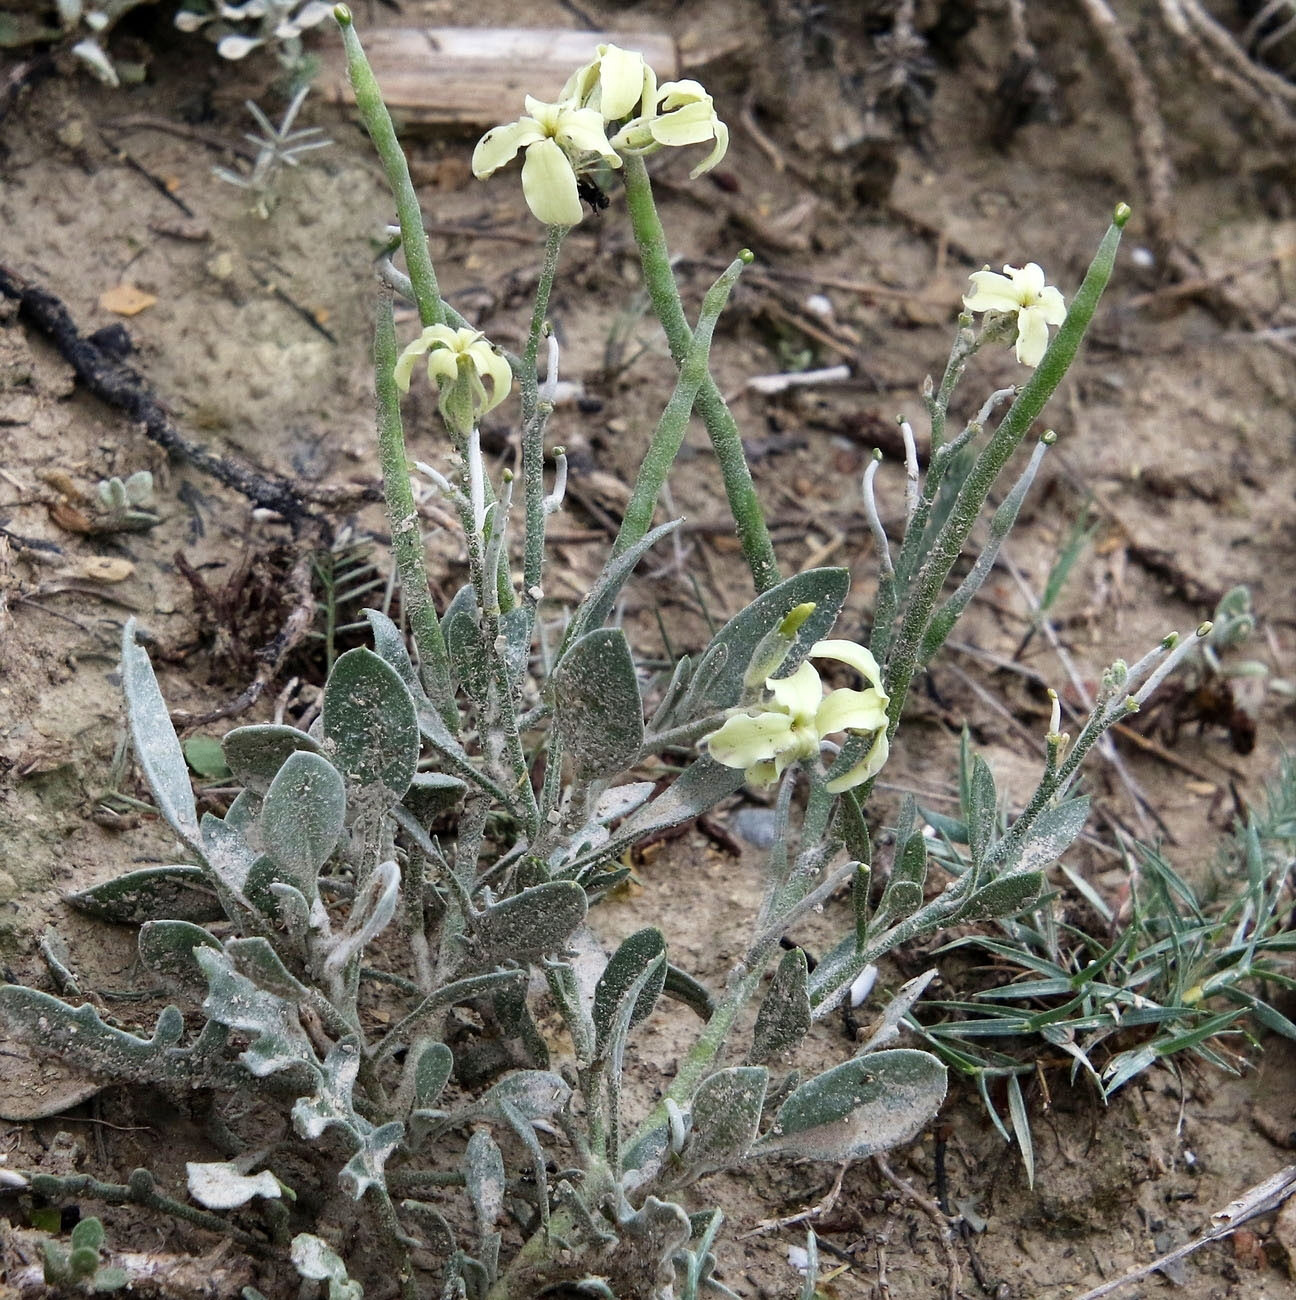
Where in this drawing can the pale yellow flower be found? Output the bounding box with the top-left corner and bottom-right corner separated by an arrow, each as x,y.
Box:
560,43 -> 656,123
705,639 -> 889,793
611,79 -> 729,178
963,262 -> 1066,367
394,325 -> 512,419
472,96 -> 620,226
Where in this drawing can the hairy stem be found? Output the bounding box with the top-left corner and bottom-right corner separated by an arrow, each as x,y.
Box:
622,154 -> 779,593
613,251 -> 752,557
374,290 -> 459,730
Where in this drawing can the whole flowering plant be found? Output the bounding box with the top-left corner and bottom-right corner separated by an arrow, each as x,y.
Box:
0,17 -> 1210,1300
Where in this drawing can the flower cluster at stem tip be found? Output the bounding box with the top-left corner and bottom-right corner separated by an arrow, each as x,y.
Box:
395,324 -> 512,429
963,262 -> 1066,367
472,43 -> 729,227
705,639 -> 890,793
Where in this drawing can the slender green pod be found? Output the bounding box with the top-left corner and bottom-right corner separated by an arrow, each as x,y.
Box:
613,251 -> 753,557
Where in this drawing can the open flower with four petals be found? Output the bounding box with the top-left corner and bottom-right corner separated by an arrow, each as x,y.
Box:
471,96 -> 621,227
962,262 -> 1066,367
705,640 -> 890,793
394,325 -> 512,424
611,79 -> 730,178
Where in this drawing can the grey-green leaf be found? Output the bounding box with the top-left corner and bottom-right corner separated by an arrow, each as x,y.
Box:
593,928 -> 667,1058
465,1128 -> 505,1227
121,619 -> 198,849
467,881 -> 588,970
672,568 -> 851,721
562,518 -> 683,654
261,751 -> 346,898
413,1042 -> 454,1110
686,1066 -> 768,1176
750,946 -> 811,1064
967,755 -> 997,866
137,920 -> 223,998
995,797 -> 1090,875
67,866 -> 223,925
362,608 -> 426,701
221,724 -> 323,795
444,587 -> 490,704
952,871 -> 1045,924
552,627 -> 643,777
322,647 -> 420,804
756,1048 -> 947,1162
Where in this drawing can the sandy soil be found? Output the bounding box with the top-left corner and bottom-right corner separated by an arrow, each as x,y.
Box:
1,0 -> 1295,1296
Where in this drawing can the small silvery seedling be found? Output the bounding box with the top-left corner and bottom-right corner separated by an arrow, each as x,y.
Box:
40,1217 -> 129,1293
95,470 -> 160,532
0,17 -> 1216,1299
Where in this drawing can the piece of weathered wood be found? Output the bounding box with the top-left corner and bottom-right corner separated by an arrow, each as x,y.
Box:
323,28 -> 678,126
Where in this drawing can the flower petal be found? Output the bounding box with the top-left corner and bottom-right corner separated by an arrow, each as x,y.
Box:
656,79 -> 709,110
1036,284 -> 1067,325
766,660 -> 821,721
963,269 -> 1020,313
811,639 -> 884,690
393,337 -> 428,392
521,138 -> 583,226
816,688 -> 888,738
555,105 -> 620,161
470,342 -> 513,414
649,100 -> 718,147
1013,262 -> 1046,298
473,118 -> 544,179
595,44 -> 649,120
825,729 -> 889,794
706,710 -> 794,770
688,118 -> 729,177
1015,305 -> 1051,367
424,347 -> 458,389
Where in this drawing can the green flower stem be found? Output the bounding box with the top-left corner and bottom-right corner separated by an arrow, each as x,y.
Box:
336,8 -> 444,329
622,154 -> 779,593
612,251 -> 752,559
375,291 -> 459,732
883,207 -> 1128,732
522,226 -> 568,607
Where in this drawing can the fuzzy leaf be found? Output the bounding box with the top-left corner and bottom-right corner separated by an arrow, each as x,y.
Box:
121,620 -> 199,849
260,751 -> 346,899
996,797 -> 1090,875
467,881 -> 588,969
951,871 -> 1045,924
362,608 -> 427,700
756,1048 -> 947,1162
199,810 -> 258,895
403,772 -> 468,823
750,946 -> 811,1063
293,1041 -> 362,1141
552,627 -> 644,778
322,647 -> 420,804
196,947 -> 317,1081
464,1128 -> 505,1227
186,1161 -> 281,1210
0,987 -> 232,1089
687,1066 -> 768,1175
444,585 -> 490,703
473,1070 -> 572,1123
672,568 -> 851,721
413,1042 -> 454,1109
562,518 -> 684,653
67,866 -> 223,925
594,928 -> 667,1058
220,724 -> 323,795
967,755 -> 997,866
290,1234 -> 363,1300
137,920 -> 223,998
322,860 -> 401,981
340,1121 -> 404,1200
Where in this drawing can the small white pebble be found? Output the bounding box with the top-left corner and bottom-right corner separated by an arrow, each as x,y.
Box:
528,585 -> 544,601
787,1244 -> 810,1272
1131,246 -> 1156,269
804,293 -> 833,319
